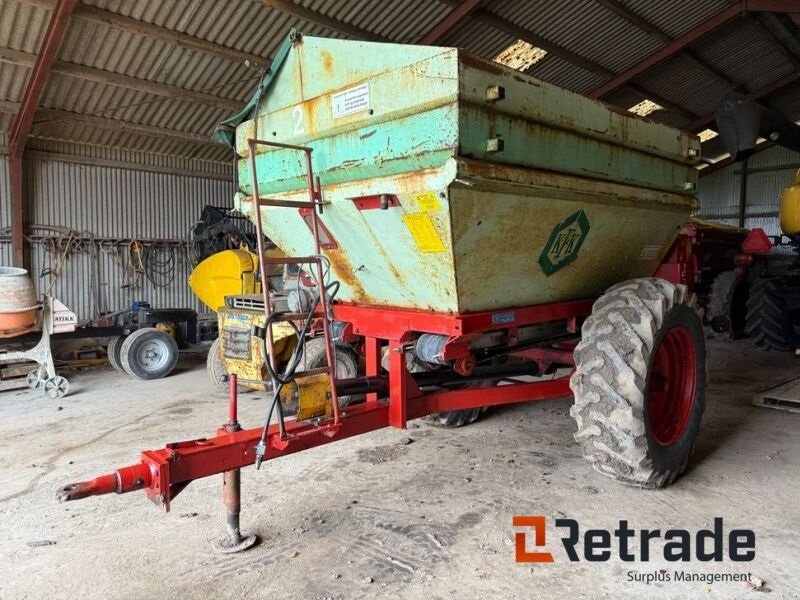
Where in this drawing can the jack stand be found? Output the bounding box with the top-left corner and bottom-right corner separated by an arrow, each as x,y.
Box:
211,375 -> 259,554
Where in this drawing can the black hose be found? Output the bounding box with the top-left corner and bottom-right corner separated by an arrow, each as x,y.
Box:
255,266 -> 341,465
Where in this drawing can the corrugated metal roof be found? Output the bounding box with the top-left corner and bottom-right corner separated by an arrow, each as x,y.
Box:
1,0 -> 799,162
622,0 -> 732,39
633,54 -> 730,119
0,0 -> 49,52
488,0 -> 662,74
691,17 -> 796,93
443,15 -> 515,59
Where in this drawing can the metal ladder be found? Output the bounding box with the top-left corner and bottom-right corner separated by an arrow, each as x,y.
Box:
246,138 -> 341,432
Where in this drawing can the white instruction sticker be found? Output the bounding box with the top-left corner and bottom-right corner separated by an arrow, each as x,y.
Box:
332,83 -> 370,119
639,244 -> 662,260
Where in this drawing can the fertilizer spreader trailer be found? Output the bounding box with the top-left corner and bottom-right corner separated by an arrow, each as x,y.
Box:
58,32 -> 705,553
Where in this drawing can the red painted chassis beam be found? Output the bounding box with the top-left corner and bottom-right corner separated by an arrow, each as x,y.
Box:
332,299 -> 594,341
8,0 -> 76,267
58,376 -> 572,510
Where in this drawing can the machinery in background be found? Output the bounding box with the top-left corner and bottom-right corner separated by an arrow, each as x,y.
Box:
0,267 -> 76,398
656,218 -> 771,340
715,92 -> 800,352
101,302 -> 213,381
188,246 -> 355,397
744,170 -> 800,352
189,205 -> 258,264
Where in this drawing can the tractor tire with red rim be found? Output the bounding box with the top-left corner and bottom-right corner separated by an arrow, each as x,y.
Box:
569,278 -> 706,488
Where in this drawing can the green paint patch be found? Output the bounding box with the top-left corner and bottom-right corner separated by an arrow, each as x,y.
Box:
539,210 -> 590,276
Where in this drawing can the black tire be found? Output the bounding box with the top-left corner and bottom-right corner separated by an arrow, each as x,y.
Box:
207,337 -> 229,391
707,271 -> 749,339
424,373 -> 493,428
745,277 -> 792,351
301,337 -> 360,406
107,335 -> 126,373
570,278 -> 706,489
425,406 -> 488,428
120,327 -> 180,380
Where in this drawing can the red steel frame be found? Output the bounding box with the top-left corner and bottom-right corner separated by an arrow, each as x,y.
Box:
9,0 -> 77,267
58,299 -> 593,510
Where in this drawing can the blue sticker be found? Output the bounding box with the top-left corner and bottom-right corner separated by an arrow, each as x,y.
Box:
492,310 -> 515,325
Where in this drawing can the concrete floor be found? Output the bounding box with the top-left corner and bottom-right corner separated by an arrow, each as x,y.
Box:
1,338 -> 799,600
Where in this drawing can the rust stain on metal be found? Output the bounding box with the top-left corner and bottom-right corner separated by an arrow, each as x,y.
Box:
459,51 -> 506,76
326,247 -> 372,304
321,50 -> 334,76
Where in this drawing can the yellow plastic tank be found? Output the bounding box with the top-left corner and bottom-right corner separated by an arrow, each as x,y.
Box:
780,169 -> 800,236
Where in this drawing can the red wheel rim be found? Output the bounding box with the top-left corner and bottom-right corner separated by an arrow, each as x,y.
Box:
647,325 -> 697,446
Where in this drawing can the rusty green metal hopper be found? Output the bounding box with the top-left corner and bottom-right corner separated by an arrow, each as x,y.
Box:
224,31 -> 699,313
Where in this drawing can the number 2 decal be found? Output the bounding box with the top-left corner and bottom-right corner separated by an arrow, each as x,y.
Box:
292,105 -> 305,135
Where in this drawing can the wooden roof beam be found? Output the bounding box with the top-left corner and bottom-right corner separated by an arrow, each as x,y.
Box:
590,0 -> 800,100
595,0 -> 741,90
753,13 -> 800,70
15,0 -> 268,68
419,0 -> 484,44
0,46 -> 243,111
1,100 -> 223,147
256,0 -> 383,41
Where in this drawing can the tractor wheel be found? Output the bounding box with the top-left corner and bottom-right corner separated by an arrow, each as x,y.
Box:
570,278 -> 706,488
707,271 -> 749,340
107,335 -> 126,373
207,337 -> 229,392
120,327 -> 179,380
301,337 -> 360,406
745,277 -> 792,351
206,338 -> 255,394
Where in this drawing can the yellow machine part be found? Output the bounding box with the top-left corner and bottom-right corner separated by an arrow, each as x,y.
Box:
217,307 -> 296,392
780,169 -> 800,236
189,249 -> 259,312
155,322 -> 177,338
188,247 -> 285,312
292,372 -> 334,421
689,216 -> 747,235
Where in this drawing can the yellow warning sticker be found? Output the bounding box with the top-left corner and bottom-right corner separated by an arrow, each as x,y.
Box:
402,213 -> 446,253
413,191 -> 442,212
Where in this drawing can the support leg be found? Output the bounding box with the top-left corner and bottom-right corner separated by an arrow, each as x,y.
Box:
211,374 -> 258,554
388,341 -> 407,429
211,468 -> 258,554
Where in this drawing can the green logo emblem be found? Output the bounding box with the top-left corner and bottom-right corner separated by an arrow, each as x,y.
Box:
539,210 -> 590,276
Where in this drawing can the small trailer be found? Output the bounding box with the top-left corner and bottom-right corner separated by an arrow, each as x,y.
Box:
59,31 -> 705,554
